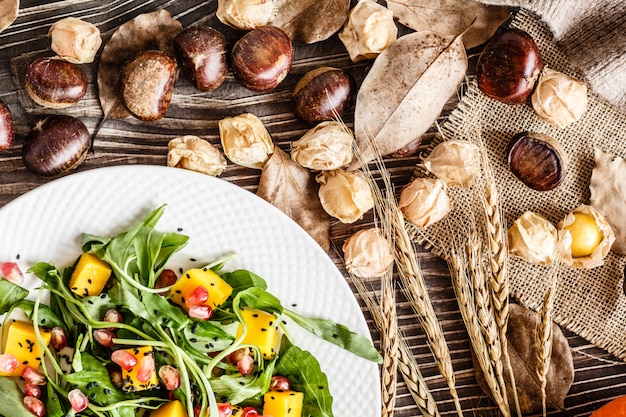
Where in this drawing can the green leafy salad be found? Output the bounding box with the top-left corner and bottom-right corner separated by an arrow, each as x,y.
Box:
0,205 -> 381,417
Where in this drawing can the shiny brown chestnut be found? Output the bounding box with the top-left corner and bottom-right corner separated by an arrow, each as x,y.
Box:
174,26 -> 228,92
24,57 -> 88,108
231,26 -> 293,92
507,131 -> 567,191
0,99 -> 14,151
476,28 -> 542,105
119,50 -> 177,121
293,67 -> 354,124
22,115 -> 90,177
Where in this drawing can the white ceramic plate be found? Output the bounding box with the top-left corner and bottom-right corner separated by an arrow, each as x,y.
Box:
0,165 -> 380,416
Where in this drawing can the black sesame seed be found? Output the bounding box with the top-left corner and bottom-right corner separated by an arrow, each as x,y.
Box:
16,254 -> 20,259
318,385 -> 324,390
175,290 -> 182,294
291,303 -> 297,307
87,300 -> 94,305
332,333 -> 338,338
100,293 -> 107,299
190,258 -> 197,262
190,338 -> 198,343
261,328 -> 267,332
252,314 -> 259,318
177,227 -> 183,232
186,273 -> 191,279
203,267 -> 208,271
179,268 -> 184,274
88,279 -> 92,284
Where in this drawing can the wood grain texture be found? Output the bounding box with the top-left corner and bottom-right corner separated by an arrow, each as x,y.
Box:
1,2 -> 626,416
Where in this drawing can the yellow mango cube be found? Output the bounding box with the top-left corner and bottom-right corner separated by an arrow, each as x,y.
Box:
121,346 -> 159,392
236,308 -> 279,360
69,253 -> 112,297
170,268 -> 233,310
0,320 -> 51,376
151,400 -> 187,417
263,390 -> 304,417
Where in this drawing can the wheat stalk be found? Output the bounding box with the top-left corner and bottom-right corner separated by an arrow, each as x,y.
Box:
380,266 -> 399,417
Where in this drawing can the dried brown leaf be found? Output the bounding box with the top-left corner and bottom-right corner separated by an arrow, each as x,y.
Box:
271,0 -> 350,44
352,31 -> 467,167
386,0 -> 509,49
474,304 -> 574,414
0,0 -> 19,34
97,9 -> 182,119
257,147 -> 331,251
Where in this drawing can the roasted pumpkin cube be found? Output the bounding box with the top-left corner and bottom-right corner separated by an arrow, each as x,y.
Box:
263,390 -> 304,417
0,320 -> 51,376
151,400 -> 187,417
121,346 -> 159,392
236,308 -> 279,359
170,268 -> 233,310
69,253 -> 112,297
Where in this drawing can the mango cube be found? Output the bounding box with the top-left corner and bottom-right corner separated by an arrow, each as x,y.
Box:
170,268 -> 233,310
263,390 -> 304,417
236,308 -> 279,360
121,346 -> 159,392
69,253 -> 112,297
0,320 -> 51,376
151,400 -> 187,417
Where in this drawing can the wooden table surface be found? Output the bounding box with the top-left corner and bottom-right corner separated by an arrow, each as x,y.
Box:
1,1 -> 626,416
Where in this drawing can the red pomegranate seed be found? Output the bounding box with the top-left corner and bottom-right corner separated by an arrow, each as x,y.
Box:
188,305 -> 213,320
22,366 -> 46,385
51,326 -> 68,350
158,365 -> 180,390
94,329 -> 115,347
185,286 -> 208,308
270,375 -> 291,391
23,396 -> 45,417
103,309 -> 124,326
24,382 -> 41,398
111,350 -> 138,371
156,269 -> 177,293
241,406 -> 259,417
218,403 -> 233,417
137,352 -> 155,383
237,352 -> 254,376
1,262 -> 23,285
68,388 -> 89,412
0,353 -> 18,374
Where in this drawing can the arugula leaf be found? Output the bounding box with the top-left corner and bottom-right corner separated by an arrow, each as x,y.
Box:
64,352 -> 131,405
236,287 -> 283,316
182,321 -> 237,355
45,382 -> 69,417
284,309 -> 382,364
221,270 -> 268,296
0,377 -> 40,417
275,345 -> 333,417
210,359 -> 276,405
0,279 -> 28,315
12,300 -> 65,329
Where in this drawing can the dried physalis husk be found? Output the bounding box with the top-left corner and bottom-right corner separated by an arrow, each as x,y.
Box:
508,211 -> 558,265
338,0 -> 398,63
398,178 -> 451,228
423,140 -> 481,187
167,135 -> 227,177
219,113 -> 275,169
49,17 -> 102,64
531,68 -> 588,128
557,204 -> 615,269
216,0 -> 274,30
343,228 -> 394,278
316,169 -> 374,224
291,121 -> 354,171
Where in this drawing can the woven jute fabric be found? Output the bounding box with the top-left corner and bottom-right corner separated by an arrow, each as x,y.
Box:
411,9 -> 626,360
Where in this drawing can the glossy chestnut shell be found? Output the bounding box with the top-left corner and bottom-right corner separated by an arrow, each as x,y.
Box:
22,115 -> 90,177
174,26 -> 228,92
231,26 -> 293,92
292,67 -> 354,124
119,50 -> 177,121
507,131 -> 567,191
476,28 -> 543,105
24,57 -> 88,108
0,99 -> 14,151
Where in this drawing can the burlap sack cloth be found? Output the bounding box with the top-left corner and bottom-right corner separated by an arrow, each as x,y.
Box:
411,9 -> 626,360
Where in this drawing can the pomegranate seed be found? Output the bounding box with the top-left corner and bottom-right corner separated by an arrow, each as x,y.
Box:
23,396 -> 45,417
188,305 -> 213,320
103,309 -> 124,326
241,406 -> 259,417
106,363 -> 123,388
111,350 -> 138,371
24,382 -> 41,398
94,329 -> 115,347
22,366 -> 46,385
158,365 -> 180,390
156,269 -> 177,293
237,352 -> 254,376
137,352 -> 155,383
218,403 -> 233,417
68,388 -> 89,412
270,375 -> 291,391
1,262 -> 23,285
51,326 -> 68,350
0,353 -> 18,373
185,286 -> 208,308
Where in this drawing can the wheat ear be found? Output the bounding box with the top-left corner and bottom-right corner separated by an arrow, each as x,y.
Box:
536,261 -> 559,417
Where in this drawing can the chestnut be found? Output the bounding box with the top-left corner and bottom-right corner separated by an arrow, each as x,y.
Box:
476,28 -> 542,105
119,50 -> 177,121
22,115 -> 90,177
174,26 -> 228,92
0,99 -> 14,151
231,26 -> 293,92
24,57 -> 88,108
507,131 -> 567,191
292,67 -> 354,124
